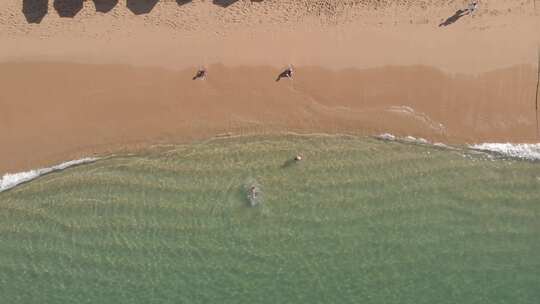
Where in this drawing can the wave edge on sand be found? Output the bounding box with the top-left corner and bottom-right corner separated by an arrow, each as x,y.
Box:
376,133 -> 540,161
470,143 -> 540,161
2,135 -> 539,193
0,157 -> 99,193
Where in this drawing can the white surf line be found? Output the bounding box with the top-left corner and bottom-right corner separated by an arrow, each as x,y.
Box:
374,133 -> 460,152
377,132 -> 540,161
375,133 -> 432,145
470,143 -> 540,161
375,133 -> 540,162
0,158 -> 99,193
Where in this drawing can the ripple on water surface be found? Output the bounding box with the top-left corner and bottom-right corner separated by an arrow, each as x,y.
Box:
1,135 -> 539,304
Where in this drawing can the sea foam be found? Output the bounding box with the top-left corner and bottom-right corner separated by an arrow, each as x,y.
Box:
375,133 -> 430,145
376,133 -> 540,161
0,158 -> 99,193
470,143 -> 540,161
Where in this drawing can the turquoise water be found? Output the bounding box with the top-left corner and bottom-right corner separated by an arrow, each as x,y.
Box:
1,135 -> 539,303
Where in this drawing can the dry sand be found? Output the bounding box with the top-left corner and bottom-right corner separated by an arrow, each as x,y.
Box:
1,0 -> 539,174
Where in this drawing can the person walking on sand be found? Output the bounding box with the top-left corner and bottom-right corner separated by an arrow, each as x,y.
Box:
276,66 -> 294,82
193,67 -> 207,80
466,1 -> 478,16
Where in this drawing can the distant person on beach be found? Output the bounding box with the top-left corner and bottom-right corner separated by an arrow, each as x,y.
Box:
276,66 -> 294,82
439,2 -> 474,27
466,1 -> 478,15
193,68 -> 207,80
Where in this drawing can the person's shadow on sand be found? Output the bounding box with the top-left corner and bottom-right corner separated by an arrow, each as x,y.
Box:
439,9 -> 468,27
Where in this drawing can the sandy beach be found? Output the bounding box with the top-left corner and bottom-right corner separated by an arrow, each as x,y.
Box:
1,0 -> 539,174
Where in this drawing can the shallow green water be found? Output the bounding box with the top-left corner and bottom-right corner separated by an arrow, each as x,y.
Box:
1,135 -> 539,304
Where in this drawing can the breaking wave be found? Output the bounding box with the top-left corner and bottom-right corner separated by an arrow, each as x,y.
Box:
0,158 -> 99,193
374,133 -> 448,147
470,143 -> 540,161
376,133 -> 540,161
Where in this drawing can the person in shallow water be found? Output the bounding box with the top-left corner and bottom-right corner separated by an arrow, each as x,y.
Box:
248,186 -> 259,206
250,186 -> 258,197
276,66 -> 294,81
193,68 -> 207,80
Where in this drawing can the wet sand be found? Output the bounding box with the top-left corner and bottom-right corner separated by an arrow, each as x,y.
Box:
1,62 -> 538,174
0,0 -> 539,174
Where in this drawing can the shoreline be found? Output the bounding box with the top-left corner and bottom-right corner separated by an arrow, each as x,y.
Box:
1,61 -> 539,174
2,132 -> 539,194
1,0 -> 539,174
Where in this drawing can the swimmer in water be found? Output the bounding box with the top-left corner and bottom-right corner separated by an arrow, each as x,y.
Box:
250,186 -> 258,198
